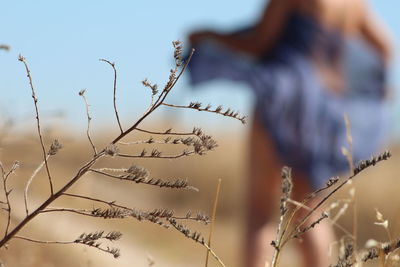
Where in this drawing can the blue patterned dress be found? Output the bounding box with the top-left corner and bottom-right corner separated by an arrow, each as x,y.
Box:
187,13 -> 389,188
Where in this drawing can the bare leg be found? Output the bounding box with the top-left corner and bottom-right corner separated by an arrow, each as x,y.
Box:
245,113 -> 282,267
292,175 -> 336,267
245,113 -> 336,267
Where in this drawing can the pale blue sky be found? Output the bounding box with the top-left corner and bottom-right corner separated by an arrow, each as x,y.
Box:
0,0 -> 399,134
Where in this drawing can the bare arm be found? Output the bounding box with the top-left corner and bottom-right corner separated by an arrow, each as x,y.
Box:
359,2 -> 393,63
190,0 -> 294,57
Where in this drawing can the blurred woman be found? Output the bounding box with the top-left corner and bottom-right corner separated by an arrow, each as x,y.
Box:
187,0 -> 392,266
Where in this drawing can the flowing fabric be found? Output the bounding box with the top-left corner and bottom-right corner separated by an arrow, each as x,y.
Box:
187,13 -> 388,188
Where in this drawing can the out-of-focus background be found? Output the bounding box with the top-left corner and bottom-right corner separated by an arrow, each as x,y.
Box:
0,1 -> 399,266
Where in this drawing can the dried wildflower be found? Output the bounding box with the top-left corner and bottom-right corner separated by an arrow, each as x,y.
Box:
375,209 -> 384,221
331,238 -> 354,267
105,231 -> 122,241
353,151 -> 391,175
326,176 -> 339,187
140,149 -> 147,157
297,212 -> 329,236
150,149 -> 162,157
362,239 -> 400,262
104,144 -> 119,157
91,208 -> 129,219
126,165 -> 150,180
374,209 -> 389,229
142,78 -> 158,96
172,40 -> 183,66
74,231 -> 121,258
374,220 -> 389,229
48,139 -> 62,156
167,218 -> 205,245
280,166 -> 292,216
365,239 -> 380,248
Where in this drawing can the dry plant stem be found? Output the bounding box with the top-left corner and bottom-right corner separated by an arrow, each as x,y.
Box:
272,152 -> 389,267
136,128 -> 199,136
286,199 -> 353,237
379,251 -> 385,267
162,103 -> 246,123
285,152 -> 390,247
14,235 -> 118,255
119,140 -> 169,145
270,179 -> 341,266
362,239 -> 400,263
270,167 -> 293,267
0,51 -> 196,248
3,48 -> 229,264
40,208 -> 96,216
344,113 -> 354,172
352,199 -> 360,264
100,59 -> 123,133
89,169 -> 197,191
167,221 -> 225,267
61,193 -> 208,221
110,49 -> 195,146
19,56 -> 54,195
14,235 -> 73,245
205,179 -> 222,267
24,156 -> 49,216
117,151 -> 195,159
0,163 -> 12,237
41,206 -> 206,222
0,153 -> 103,247
79,90 -> 97,155
275,180 -> 339,244
204,243 -> 225,267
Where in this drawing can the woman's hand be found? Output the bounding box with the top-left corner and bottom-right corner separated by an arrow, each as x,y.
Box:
189,30 -> 217,45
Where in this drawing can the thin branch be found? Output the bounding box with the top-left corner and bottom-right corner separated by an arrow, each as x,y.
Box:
119,137 -> 195,146
79,89 -> 97,155
0,152 -> 104,248
119,139 -> 167,145
0,161 -> 19,238
18,55 -> 54,195
152,47 -> 193,108
40,208 -> 96,217
89,169 -> 198,191
167,218 -> 225,267
136,127 -> 200,136
117,151 -> 195,159
14,232 -> 121,258
100,59 -> 123,133
287,151 -> 391,244
24,156 -> 49,216
362,239 -> 400,262
271,167 -> 293,267
162,102 -> 246,124
110,48 -> 195,145
205,179 -> 222,267
286,199 -> 353,237
14,235 -> 73,244
61,193 -> 209,222
0,42 -> 206,252
1,164 -> 9,237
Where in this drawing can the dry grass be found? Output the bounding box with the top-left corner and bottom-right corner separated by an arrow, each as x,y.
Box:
0,127 -> 399,266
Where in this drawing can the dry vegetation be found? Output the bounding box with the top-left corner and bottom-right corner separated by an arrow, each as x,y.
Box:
0,41 -> 399,267
0,42 -> 246,266
0,128 -> 399,266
